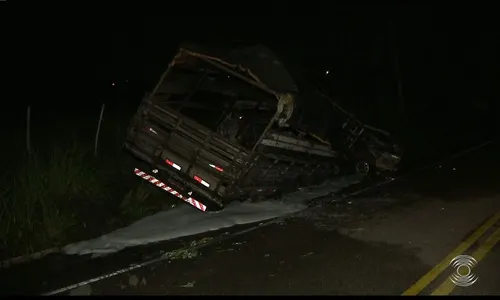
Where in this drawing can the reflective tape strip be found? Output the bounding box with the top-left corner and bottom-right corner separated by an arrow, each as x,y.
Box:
134,168 -> 207,212
193,175 -> 210,188
165,159 -> 181,171
209,164 -> 224,172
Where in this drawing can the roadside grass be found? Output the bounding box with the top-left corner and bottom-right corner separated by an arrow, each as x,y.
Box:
1,145 -> 95,257
0,111 -> 176,261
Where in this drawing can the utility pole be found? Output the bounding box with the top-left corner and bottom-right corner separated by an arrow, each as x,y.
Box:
394,44 -> 405,120
388,20 -> 406,125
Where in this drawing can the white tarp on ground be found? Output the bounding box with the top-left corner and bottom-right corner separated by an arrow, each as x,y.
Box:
63,175 -> 363,256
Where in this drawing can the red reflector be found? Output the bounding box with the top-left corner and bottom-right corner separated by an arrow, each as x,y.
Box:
193,175 -> 210,187
165,159 -> 181,170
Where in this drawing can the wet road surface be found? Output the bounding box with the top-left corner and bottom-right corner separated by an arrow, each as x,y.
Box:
2,142 -> 500,295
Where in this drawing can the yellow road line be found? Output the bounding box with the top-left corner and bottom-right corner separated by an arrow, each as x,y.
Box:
431,225 -> 500,295
402,209 -> 500,296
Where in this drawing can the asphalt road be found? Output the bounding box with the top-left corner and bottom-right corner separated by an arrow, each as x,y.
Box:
2,141 -> 500,295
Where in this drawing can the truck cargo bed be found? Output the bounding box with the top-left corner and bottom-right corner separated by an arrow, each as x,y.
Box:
125,42 -> 400,211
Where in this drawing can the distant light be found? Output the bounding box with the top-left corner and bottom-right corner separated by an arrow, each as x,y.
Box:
325,70 -> 330,75
239,116 -> 243,120
111,82 -> 115,86
125,80 -> 128,83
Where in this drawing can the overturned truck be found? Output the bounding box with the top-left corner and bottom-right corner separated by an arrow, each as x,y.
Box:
125,42 -> 401,211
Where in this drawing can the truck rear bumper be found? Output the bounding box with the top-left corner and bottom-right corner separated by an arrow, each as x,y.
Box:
134,168 -> 208,212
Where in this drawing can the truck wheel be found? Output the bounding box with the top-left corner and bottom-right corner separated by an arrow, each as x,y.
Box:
355,161 -> 380,182
332,164 -> 341,176
355,161 -> 370,174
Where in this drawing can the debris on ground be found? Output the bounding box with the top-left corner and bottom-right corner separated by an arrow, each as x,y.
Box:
69,284 -> 93,296
163,248 -> 199,260
128,275 -> 139,287
216,248 -> 235,252
301,252 -> 314,257
189,237 -> 213,247
158,236 -> 215,260
181,281 -> 196,288
276,220 -> 286,226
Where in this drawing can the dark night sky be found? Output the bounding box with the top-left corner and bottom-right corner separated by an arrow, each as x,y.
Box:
3,5 -> 498,134
97,9 -> 497,107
